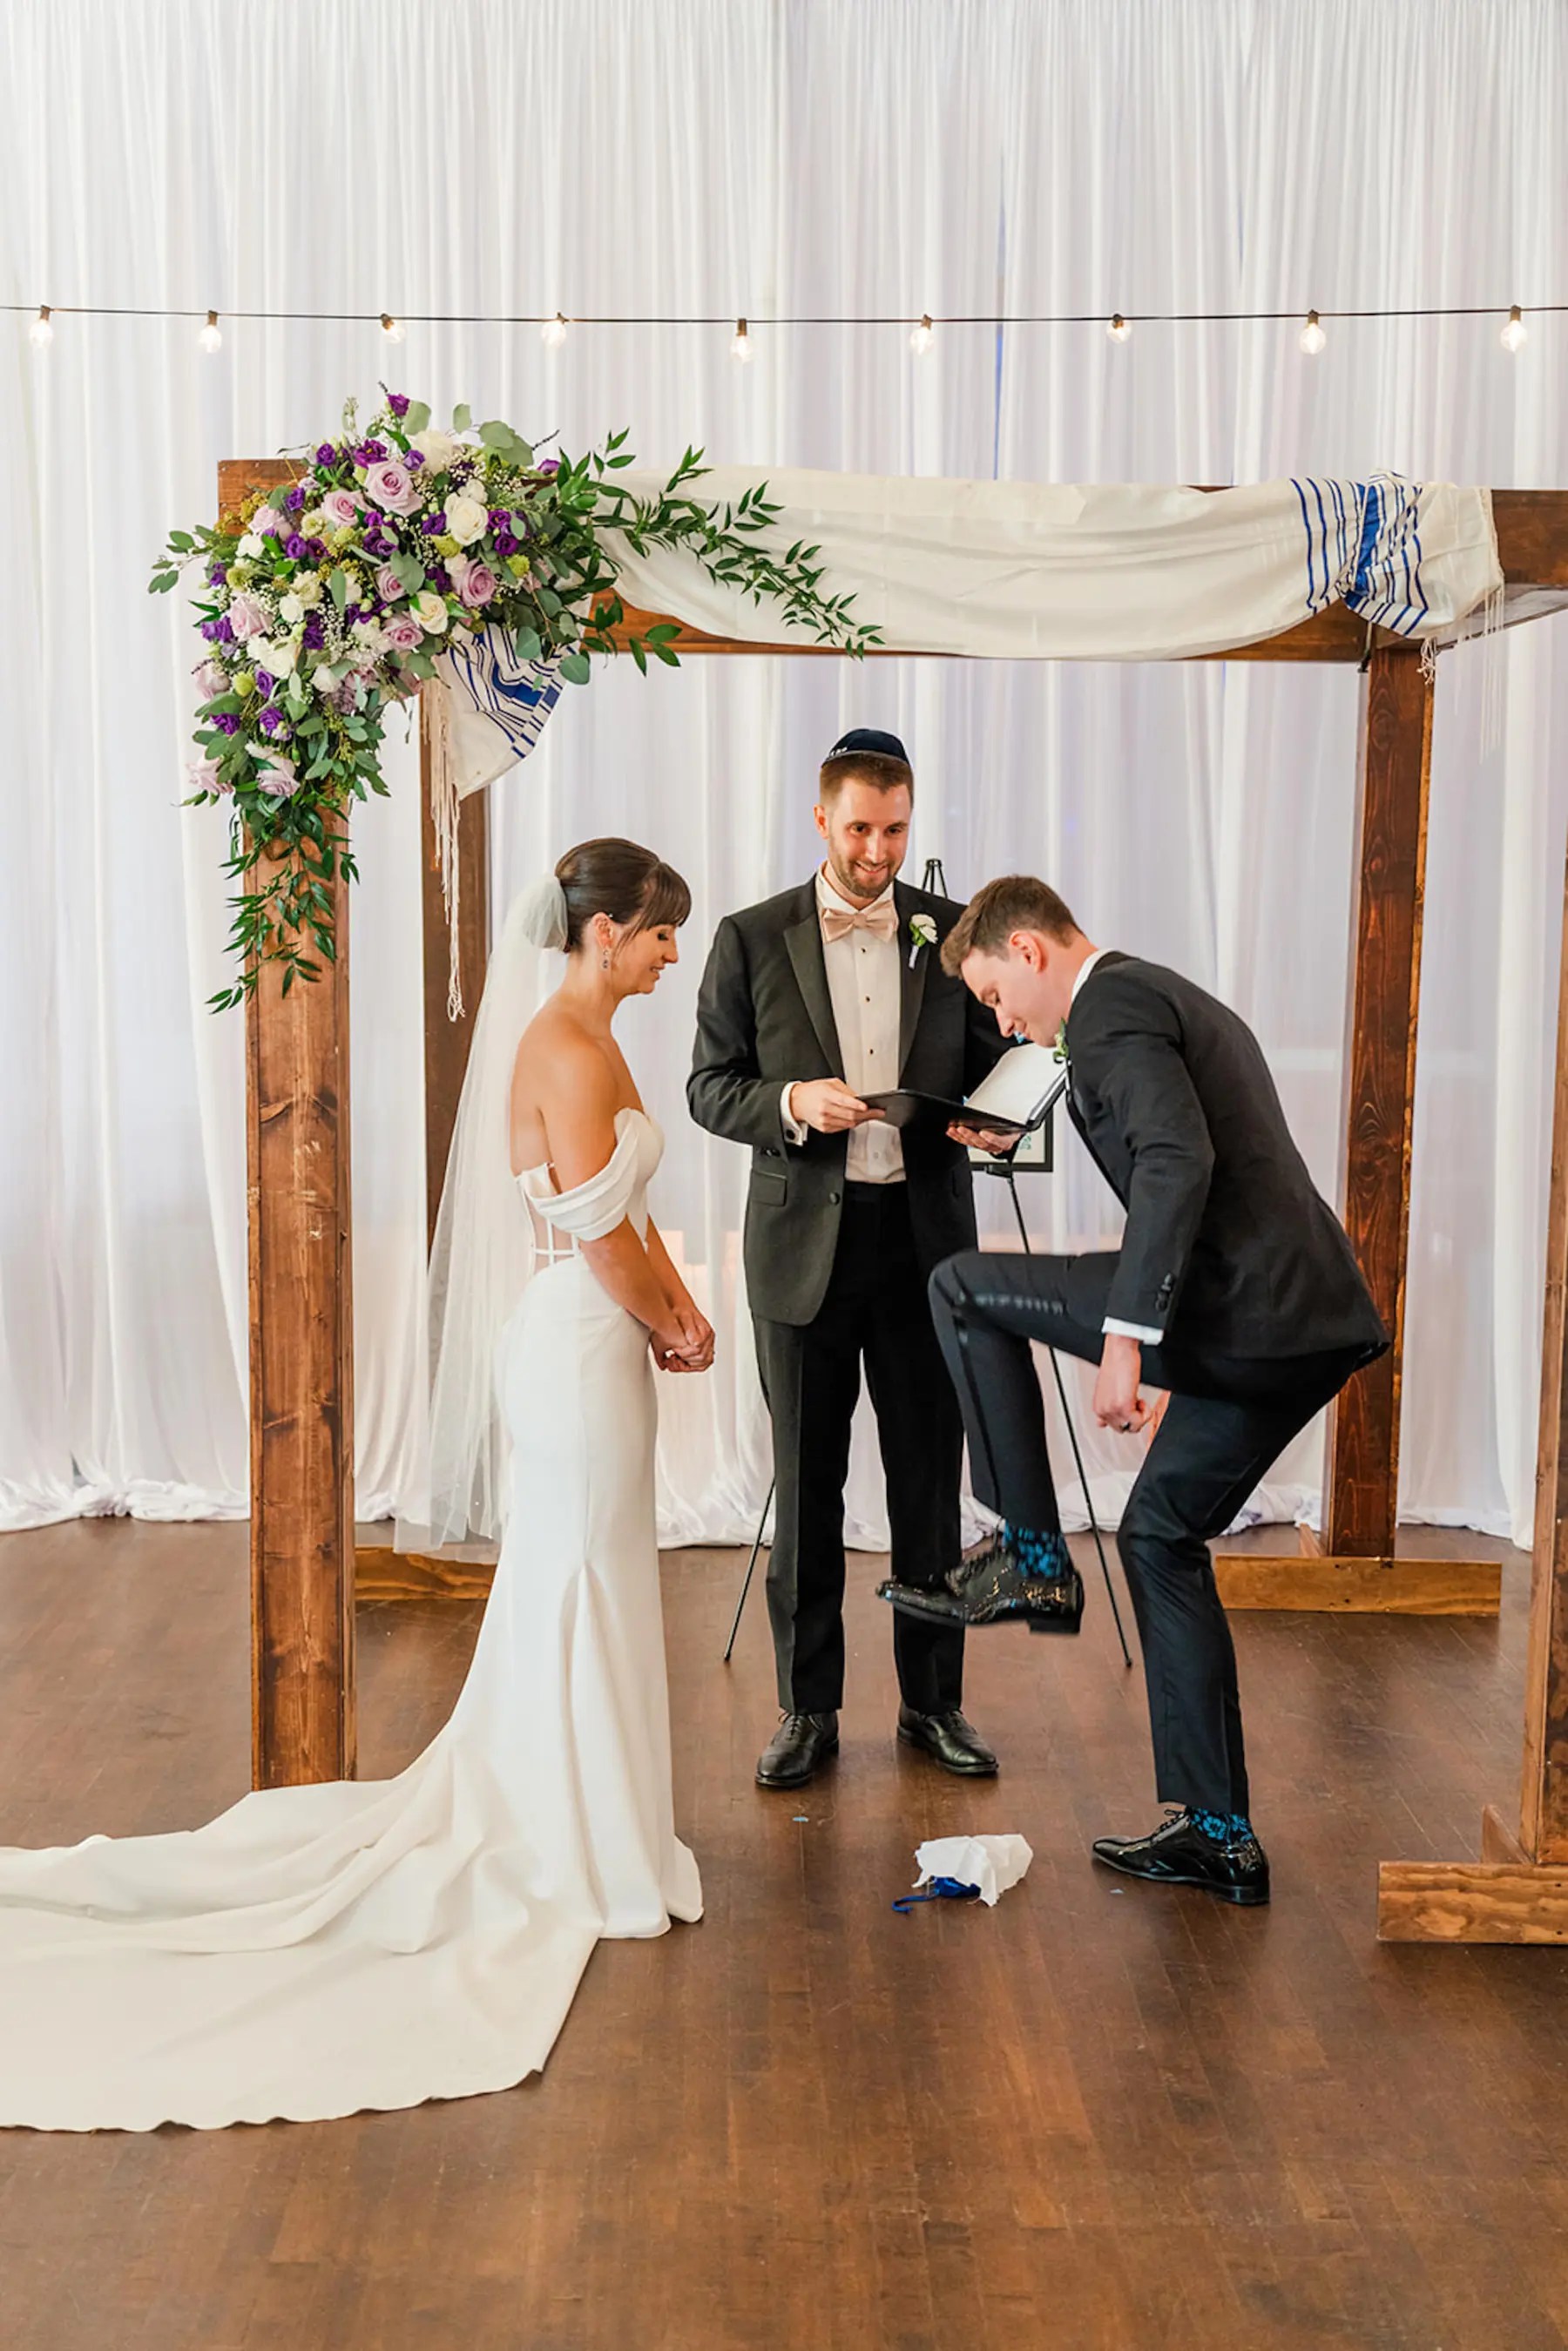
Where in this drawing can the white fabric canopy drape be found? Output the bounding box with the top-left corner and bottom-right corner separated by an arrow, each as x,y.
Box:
3,0 -> 1565,1550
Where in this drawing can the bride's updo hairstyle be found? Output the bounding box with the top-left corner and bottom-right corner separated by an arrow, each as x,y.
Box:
556,837 -> 692,953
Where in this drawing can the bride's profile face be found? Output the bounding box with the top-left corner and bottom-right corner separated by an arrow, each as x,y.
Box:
612,917 -> 681,995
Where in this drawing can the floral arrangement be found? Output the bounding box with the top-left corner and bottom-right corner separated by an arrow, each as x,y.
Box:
152,392 -> 878,1007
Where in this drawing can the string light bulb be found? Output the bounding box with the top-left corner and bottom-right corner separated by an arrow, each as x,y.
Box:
542,311 -> 569,349
199,308 -> 223,355
1300,309 -> 1327,355
1502,303 -> 1527,353
28,305 -> 53,348
909,313 -> 934,356
1106,313 -> 1132,343
731,316 -> 752,364
380,312 -> 406,345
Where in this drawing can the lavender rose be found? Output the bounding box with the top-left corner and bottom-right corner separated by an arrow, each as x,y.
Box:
376,563 -> 406,604
321,487 -> 363,530
227,591 -> 267,641
194,659 -> 228,697
252,504 -> 282,537
455,557 -> 499,609
364,459 -> 422,517
186,755 -> 226,796
256,753 -> 300,799
383,612 -> 423,650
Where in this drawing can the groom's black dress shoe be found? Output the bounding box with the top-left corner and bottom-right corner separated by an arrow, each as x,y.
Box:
1092,1809 -> 1271,1906
877,1530 -> 1084,1634
756,1711 -> 839,1788
896,1705 -> 998,1777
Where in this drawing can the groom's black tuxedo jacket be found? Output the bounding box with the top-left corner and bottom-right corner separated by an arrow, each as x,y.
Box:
1066,951 -> 1388,1358
688,877 -> 1010,1326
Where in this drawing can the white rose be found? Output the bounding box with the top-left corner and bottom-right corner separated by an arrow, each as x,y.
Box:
278,592 -> 304,626
312,665 -> 339,695
444,495 -> 488,548
409,429 -> 457,472
351,618 -> 386,652
267,637 -> 300,677
415,591 -> 449,634
238,533 -> 265,560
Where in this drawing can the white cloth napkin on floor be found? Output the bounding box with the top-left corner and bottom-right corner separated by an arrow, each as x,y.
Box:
913,1834 -> 1033,1907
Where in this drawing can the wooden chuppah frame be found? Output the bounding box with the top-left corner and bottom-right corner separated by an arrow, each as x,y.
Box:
221,463 -> 1568,1833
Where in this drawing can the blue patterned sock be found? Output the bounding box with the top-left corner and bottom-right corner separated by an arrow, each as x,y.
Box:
1003,1522 -> 1069,1577
1190,1808 -> 1254,1847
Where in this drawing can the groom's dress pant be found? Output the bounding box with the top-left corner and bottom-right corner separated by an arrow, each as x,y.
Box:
929,1246 -> 1373,1815
754,1183 -> 966,1717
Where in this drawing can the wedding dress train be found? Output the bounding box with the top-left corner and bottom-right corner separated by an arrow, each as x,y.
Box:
0,1108 -> 700,2131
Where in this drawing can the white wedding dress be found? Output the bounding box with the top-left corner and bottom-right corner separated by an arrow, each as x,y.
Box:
0,1106 -> 700,2131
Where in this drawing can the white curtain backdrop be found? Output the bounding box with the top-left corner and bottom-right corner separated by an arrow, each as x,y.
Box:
2,0 -> 1565,1549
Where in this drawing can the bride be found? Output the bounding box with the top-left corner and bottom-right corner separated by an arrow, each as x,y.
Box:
0,838 -> 708,2131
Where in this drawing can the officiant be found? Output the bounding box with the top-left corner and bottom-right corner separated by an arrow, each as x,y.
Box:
688,730 -> 1010,1789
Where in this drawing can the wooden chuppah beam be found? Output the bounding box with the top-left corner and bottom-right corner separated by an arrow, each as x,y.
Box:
1377,824 -> 1568,1941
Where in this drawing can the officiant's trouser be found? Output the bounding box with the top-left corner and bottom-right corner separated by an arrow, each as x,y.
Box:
754,1183 -> 966,1716
929,1246 -> 1377,1815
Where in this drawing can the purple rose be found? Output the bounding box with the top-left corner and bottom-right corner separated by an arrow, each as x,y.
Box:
406,448 -> 425,469
286,486 -> 307,512
456,557 -> 498,610
259,704 -> 288,736
215,615 -> 234,643
254,667 -> 275,697
302,612 -> 327,651
487,508 -> 510,528
305,537 -> 327,561
287,533 -> 308,560
421,512 -> 445,536
364,459 -> 421,517
537,458 -> 559,477
213,713 -> 240,735
316,442 -> 338,464
200,618 -> 221,642
365,439 -> 388,461
376,562 -> 405,604
493,530 -> 517,556
389,394 -> 410,418
383,612 -> 422,650
208,562 -> 228,587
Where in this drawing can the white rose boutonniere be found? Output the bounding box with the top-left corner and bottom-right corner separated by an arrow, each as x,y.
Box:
908,910 -> 938,969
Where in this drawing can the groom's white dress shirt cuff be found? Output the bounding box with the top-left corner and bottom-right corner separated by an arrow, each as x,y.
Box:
1070,950 -> 1163,1348
781,1083 -> 808,1145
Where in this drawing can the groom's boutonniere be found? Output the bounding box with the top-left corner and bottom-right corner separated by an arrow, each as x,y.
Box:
1052,1019 -> 1069,1064
908,912 -> 938,969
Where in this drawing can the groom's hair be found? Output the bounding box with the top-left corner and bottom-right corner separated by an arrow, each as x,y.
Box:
818,748 -> 914,805
941,876 -> 1080,976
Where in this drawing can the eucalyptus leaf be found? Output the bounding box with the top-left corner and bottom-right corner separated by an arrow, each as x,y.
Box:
559,650 -> 591,685
452,402 -> 472,433
403,399 -> 431,435
328,568 -> 348,611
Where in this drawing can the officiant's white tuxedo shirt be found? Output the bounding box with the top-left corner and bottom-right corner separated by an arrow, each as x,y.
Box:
781,869 -> 905,1184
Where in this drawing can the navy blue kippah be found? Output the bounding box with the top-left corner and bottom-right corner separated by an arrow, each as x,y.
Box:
824,726 -> 909,766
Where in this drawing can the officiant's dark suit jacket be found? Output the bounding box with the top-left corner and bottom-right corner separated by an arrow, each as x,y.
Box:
687,877 -> 1010,1323
1064,951 -> 1388,1358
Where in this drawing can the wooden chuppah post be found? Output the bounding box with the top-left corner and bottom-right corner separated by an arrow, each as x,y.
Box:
1377,821 -> 1568,1942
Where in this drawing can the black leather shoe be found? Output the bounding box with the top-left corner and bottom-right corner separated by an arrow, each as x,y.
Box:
896,1705 -> 999,1776
755,1711 -> 839,1788
1092,1808 -> 1270,1906
877,1530 -> 1084,1634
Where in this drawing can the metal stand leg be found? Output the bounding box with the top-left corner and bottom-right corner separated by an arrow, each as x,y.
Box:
723,1477 -> 775,1664
1001,1170 -> 1134,1670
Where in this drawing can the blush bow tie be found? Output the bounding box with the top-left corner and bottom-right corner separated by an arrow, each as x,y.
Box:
821,898 -> 899,944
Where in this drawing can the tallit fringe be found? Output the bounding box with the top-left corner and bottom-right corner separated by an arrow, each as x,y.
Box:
423,674 -> 464,1019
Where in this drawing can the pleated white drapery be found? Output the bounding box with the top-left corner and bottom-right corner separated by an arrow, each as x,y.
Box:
2,0 -> 1565,1549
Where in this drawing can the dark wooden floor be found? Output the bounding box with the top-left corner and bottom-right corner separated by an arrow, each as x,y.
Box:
1,1518 -> 1565,2351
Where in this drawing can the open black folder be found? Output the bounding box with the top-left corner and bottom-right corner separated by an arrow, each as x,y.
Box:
860,1090 -> 1031,1136
862,1040 -> 1069,1139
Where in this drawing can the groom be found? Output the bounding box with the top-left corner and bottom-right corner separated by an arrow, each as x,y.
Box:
883,875 -> 1389,1903
689,729 -> 1010,1788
